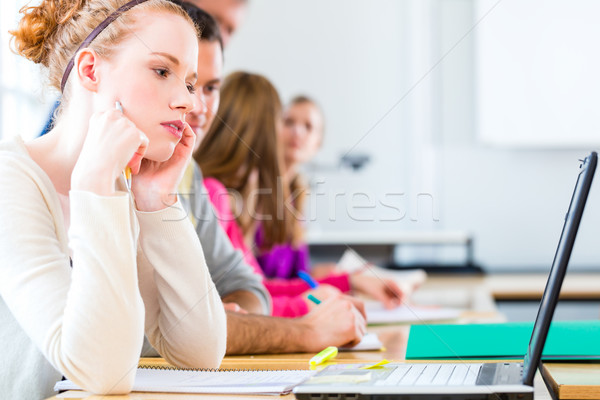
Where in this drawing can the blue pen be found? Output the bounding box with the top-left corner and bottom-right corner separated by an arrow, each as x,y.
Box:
298,271 -> 319,289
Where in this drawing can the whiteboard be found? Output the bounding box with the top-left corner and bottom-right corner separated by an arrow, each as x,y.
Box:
476,0 -> 600,148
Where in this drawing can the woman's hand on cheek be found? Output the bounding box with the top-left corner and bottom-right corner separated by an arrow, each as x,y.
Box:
171,121 -> 196,166
131,122 -> 196,212
72,109 -> 148,196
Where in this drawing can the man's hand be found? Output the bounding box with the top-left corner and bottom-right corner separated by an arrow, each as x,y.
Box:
302,284 -> 341,311
223,294 -> 366,355
299,293 -> 367,351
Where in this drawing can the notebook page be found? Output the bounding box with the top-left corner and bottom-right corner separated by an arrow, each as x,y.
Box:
55,368 -> 315,395
365,300 -> 461,325
340,332 -> 383,351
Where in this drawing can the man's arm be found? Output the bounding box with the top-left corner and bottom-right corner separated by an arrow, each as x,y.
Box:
222,289 -> 264,314
225,294 -> 366,355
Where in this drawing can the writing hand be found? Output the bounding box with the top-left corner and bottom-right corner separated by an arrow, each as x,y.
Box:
300,293 -> 367,350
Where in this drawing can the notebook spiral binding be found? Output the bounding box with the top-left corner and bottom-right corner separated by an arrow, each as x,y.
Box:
139,364 -> 305,373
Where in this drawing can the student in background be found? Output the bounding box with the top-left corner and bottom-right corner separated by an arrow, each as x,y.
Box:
194,71 -> 401,318
195,71 -> 335,317
1,0 -> 226,398
178,6 -> 367,353
188,0 -> 248,46
257,96 -> 405,308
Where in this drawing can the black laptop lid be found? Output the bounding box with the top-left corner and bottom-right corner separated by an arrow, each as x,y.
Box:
521,152 -> 597,385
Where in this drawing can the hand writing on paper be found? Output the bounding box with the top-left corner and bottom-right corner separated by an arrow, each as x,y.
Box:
302,284 -> 341,311
350,272 -> 405,309
301,293 -> 367,349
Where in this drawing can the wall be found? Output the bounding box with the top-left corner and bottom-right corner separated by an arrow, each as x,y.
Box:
224,0 -> 600,271
225,0 -> 440,235
438,0 -> 600,270
475,0 -> 600,148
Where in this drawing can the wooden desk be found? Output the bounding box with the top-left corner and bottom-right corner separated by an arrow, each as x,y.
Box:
486,273 -> 600,300
420,273 -> 600,301
540,362 -> 600,399
49,272 -> 600,400
47,322 -> 554,400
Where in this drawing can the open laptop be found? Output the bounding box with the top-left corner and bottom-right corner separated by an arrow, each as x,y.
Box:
294,152 -> 597,400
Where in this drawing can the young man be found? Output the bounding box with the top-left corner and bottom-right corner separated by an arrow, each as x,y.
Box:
162,3 -> 369,354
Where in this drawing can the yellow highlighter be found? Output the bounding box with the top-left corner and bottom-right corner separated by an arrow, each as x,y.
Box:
309,346 -> 338,367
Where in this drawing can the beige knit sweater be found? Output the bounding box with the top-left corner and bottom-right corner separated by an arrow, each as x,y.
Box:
0,137 -> 226,399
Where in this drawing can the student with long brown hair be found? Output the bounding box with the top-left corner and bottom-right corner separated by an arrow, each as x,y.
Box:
195,71 -> 402,318
196,71 -> 344,317
1,0 -> 226,397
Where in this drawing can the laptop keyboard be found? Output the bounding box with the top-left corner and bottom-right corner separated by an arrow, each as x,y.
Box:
375,364 -> 482,386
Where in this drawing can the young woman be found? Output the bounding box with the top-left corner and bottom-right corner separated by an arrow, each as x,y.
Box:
255,96 -> 327,280
2,0 -> 226,397
195,72 -> 403,318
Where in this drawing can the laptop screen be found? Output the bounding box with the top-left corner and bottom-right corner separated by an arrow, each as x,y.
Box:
521,152 -> 597,385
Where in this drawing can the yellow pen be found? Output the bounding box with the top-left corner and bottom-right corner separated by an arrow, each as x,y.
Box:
115,101 -> 132,190
124,166 -> 132,189
309,346 -> 338,367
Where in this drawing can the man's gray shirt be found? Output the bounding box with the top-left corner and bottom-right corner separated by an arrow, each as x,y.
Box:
180,163 -> 270,311
141,164 -> 270,356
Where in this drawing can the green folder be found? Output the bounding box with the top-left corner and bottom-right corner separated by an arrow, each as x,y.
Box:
406,320 -> 600,360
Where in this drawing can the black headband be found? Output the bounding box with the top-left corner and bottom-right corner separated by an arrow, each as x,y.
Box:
60,0 -> 150,93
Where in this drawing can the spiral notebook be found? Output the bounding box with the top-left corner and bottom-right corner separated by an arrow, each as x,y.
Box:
54,366 -> 315,395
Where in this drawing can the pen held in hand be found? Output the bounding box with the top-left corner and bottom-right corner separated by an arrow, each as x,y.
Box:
115,101 -> 132,190
124,166 -> 132,186
307,294 -> 321,305
298,271 -> 319,289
